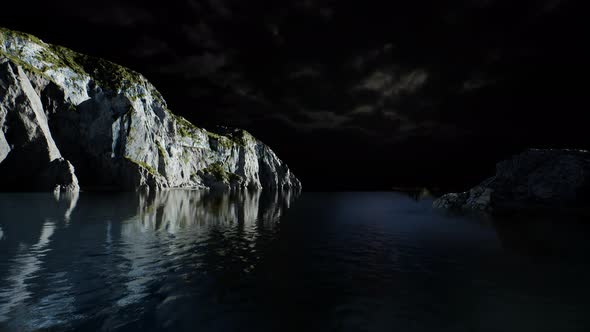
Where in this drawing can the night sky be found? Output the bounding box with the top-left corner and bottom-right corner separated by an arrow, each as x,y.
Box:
2,0 -> 587,190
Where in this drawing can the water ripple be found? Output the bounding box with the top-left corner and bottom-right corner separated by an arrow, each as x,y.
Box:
1,191 -> 589,331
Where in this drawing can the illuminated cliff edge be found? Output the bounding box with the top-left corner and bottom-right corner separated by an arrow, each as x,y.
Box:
0,28 -> 301,193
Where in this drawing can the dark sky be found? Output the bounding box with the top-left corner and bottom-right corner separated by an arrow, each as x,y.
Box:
2,0 -> 588,190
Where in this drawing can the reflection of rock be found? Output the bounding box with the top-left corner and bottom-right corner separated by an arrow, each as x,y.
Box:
0,221 -> 56,321
0,192 -> 80,298
492,215 -> 590,258
52,189 -> 80,222
130,189 -> 298,234
114,189 -> 298,307
434,149 -> 590,214
0,189 -> 299,327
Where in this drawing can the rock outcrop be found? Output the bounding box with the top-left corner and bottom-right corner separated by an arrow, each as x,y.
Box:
433,149 -> 590,213
0,28 -> 301,192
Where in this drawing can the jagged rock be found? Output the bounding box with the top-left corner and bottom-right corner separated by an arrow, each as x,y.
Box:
42,158 -> 80,194
0,130 -> 9,162
432,191 -> 470,210
433,149 -> 590,213
0,27 -> 301,192
0,58 -> 80,192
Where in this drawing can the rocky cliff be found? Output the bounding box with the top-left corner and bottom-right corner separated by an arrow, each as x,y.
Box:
0,28 -> 301,193
433,149 -> 590,214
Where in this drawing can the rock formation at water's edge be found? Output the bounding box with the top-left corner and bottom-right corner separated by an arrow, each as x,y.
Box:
0,28 -> 301,193
433,149 -> 590,214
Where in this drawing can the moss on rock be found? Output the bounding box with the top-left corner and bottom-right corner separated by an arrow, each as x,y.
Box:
125,156 -> 160,177
200,162 -> 241,183
0,27 -> 44,45
156,142 -> 167,160
173,113 -> 200,138
73,55 -> 142,92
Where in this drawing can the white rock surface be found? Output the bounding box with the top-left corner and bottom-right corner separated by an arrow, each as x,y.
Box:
0,58 -> 79,193
0,28 -> 301,192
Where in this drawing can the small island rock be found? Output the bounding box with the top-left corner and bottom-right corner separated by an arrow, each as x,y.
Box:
433,149 -> 590,214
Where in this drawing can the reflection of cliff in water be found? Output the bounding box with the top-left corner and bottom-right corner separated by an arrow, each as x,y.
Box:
0,192 -> 79,323
113,189 -> 300,320
130,189 -> 296,233
0,189 -> 299,329
492,214 -> 590,259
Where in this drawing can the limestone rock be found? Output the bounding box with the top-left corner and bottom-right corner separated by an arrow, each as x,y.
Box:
0,27 -> 300,192
433,149 -> 590,213
432,191 -> 469,210
0,58 -> 79,192
0,131 -> 9,162
42,158 -> 80,194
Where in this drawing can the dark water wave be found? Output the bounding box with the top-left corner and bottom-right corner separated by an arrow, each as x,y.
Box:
0,191 -> 589,331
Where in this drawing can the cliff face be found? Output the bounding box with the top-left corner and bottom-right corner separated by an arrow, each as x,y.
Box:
0,28 -> 301,193
433,149 -> 590,214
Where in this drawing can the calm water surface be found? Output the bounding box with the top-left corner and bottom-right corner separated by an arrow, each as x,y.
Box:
0,191 -> 589,331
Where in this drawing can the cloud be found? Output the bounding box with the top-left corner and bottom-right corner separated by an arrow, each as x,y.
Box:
397,70 -> 429,94
266,23 -> 285,45
357,70 -> 394,91
349,44 -> 394,71
182,22 -> 221,50
159,52 -> 229,78
461,78 -> 491,92
350,105 -> 374,115
266,110 -> 352,131
232,84 -> 271,105
319,8 -> 334,20
468,0 -> 496,8
295,0 -> 335,20
289,66 -> 322,79
353,68 -> 429,104
206,0 -> 233,19
540,0 -> 568,13
304,111 -> 351,128
268,104 -> 439,141
75,4 -> 154,27
130,36 -> 171,58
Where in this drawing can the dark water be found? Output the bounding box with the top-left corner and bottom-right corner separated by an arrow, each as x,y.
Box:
1,191 -> 589,332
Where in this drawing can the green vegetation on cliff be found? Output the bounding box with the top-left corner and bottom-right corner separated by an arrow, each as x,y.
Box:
1,27 -> 165,103
200,162 -> 241,183
124,157 -> 161,177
